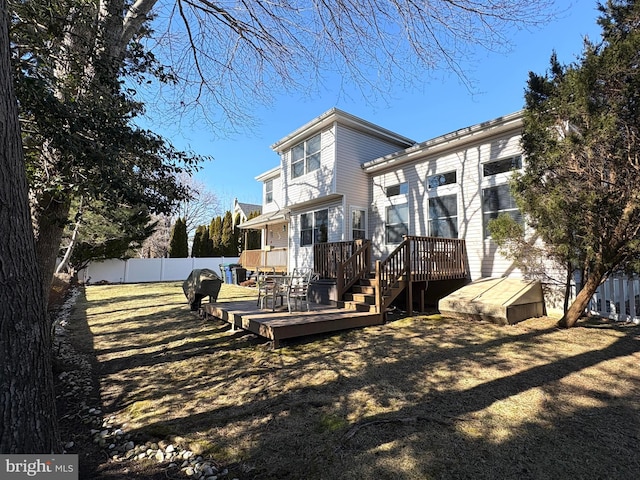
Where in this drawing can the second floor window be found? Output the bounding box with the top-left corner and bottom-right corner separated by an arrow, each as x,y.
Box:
265,179 -> 273,203
300,209 -> 328,246
483,155 -> 522,177
291,133 -> 321,178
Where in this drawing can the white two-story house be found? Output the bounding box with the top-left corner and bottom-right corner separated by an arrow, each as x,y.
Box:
238,108 -> 546,314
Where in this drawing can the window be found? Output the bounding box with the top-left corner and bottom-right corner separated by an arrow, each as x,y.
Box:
386,182 -> 408,197
385,204 -> 408,244
300,209 -> 328,246
291,133 -> 321,178
482,184 -> 522,238
427,171 -> 457,189
483,156 -> 522,177
429,194 -> 458,238
265,179 -> 273,203
352,209 -> 366,240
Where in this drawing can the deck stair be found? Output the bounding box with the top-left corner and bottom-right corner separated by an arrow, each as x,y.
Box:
339,275 -> 407,314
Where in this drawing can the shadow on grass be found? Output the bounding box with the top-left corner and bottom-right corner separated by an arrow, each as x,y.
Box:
72,283 -> 640,479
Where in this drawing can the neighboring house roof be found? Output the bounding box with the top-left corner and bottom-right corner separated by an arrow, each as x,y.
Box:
362,110 -> 524,173
234,198 -> 262,217
237,201 -> 262,216
270,107 -> 416,153
237,208 -> 290,230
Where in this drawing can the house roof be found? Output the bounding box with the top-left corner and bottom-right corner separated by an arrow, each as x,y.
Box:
270,107 -> 415,153
361,110 -> 524,173
237,208 -> 290,229
235,201 -> 262,216
255,166 -> 280,182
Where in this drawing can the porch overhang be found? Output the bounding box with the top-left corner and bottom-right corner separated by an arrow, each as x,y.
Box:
237,208 -> 290,229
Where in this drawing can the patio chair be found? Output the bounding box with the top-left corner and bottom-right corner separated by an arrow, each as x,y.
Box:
257,267 -> 287,311
286,269 -> 318,313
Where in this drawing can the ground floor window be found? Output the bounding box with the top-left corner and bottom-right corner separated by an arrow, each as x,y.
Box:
429,194 -> 458,238
300,209 -> 328,246
482,184 -> 522,238
386,203 -> 408,244
352,209 -> 366,240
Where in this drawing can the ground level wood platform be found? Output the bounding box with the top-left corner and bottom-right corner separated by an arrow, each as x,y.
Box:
201,300 -> 383,347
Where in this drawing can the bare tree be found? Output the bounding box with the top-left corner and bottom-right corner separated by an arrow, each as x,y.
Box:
174,173 -> 223,237
145,0 -> 557,128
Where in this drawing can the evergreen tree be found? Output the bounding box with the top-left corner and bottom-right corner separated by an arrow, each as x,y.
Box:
201,225 -> 213,257
210,216 -> 222,256
513,0 -> 640,327
221,211 -> 235,256
192,225 -> 205,257
246,211 -> 262,250
169,218 -> 188,258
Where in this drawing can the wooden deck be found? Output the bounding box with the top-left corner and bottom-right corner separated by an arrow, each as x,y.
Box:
201,300 -> 383,347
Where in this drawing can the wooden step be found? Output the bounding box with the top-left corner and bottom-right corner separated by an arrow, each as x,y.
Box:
337,300 -> 377,313
351,284 -> 376,295
343,292 -> 376,305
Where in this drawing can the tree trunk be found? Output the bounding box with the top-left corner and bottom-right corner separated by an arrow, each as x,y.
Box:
33,190 -> 72,305
55,198 -> 83,275
0,0 -> 60,452
558,264 -> 607,328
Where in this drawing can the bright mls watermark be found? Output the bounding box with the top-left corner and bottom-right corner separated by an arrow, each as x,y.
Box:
1,455 -> 78,479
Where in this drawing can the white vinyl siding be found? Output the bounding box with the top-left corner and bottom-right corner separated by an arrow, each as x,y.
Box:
283,128 -> 336,206
334,124 -> 414,239
370,130 -> 525,279
261,173 -> 281,214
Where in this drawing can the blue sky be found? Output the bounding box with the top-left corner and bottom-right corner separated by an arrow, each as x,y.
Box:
142,1 -> 603,209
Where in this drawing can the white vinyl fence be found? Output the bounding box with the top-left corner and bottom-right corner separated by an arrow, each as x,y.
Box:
80,257 -> 240,284
588,275 -> 640,324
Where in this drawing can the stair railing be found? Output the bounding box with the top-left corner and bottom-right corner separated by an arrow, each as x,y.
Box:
375,237 -> 410,312
336,240 -> 371,299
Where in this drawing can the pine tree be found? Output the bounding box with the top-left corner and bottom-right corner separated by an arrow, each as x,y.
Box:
210,216 -> 222,256
192,225 -> 205,257
221,211 -> 235,256
169,218 -> 188,258
516,0 -> 640,327
246,211 -> 262,250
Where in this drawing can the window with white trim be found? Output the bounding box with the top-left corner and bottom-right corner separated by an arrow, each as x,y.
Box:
482,184 -> 522,238
386,182 -> 408,197
291,133 -> 321,178
429,194 -> 458,238
483,156 -> 522,177
300,209 -> 328,246
385,203 -> 408,244
352,209 -> 366,240
427,171 -> 457,189
265,179 -> 273,203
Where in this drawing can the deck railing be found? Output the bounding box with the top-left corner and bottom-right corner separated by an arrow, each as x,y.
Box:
376,236 -> 469,311
314,240 -> 366,279
239,247 -> 288,271
336,240 -> 371,298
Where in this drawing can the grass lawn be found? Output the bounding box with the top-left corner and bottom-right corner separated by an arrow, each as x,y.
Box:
70,281 -> 640,479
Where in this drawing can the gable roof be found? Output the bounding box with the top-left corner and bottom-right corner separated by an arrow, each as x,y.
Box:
234,198 -> 262,217
270,107 -> 415,153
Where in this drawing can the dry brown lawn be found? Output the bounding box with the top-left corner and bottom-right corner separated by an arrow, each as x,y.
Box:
69,281 -> 640,479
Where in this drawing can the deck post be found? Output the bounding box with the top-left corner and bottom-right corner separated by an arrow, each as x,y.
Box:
375,260 -> 382,315
404,238 -> 413,315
